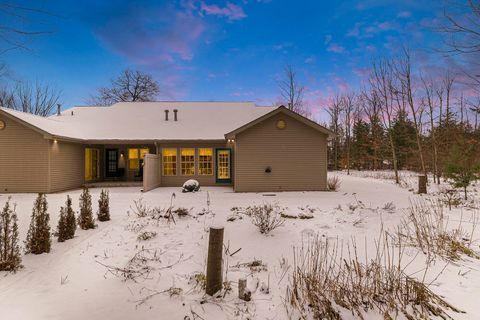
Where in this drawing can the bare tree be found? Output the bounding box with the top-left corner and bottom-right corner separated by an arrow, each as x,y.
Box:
1,80 -> 61,116
0,3 -> 55,54
421,75 -> 440,184
341,92 -> 356,175
326,95 -> 343,170
90,69 -> 160,105
395,49 -> 428,179
278,65 -> 308,116
360,88 -> 382,170
368,58 -> 400,184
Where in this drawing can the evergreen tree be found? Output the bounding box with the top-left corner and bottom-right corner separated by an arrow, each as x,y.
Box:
97,189 -> 110,222
78,188 -> 95,230
25,193 -> 51,254
391,112 -> 417,169
351,119 -> 372,170
57,196 -> 76,242
0,198 -> 22,271
445,142 -> 480,200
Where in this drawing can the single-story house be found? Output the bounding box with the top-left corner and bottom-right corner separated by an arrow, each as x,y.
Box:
0,102 -> 333,193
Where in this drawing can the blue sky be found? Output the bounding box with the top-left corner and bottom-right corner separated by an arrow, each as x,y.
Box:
0,0 -> 460,120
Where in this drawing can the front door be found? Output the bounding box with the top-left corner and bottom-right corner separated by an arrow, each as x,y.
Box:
216,149 -> 232,183
106,149 -> 118,178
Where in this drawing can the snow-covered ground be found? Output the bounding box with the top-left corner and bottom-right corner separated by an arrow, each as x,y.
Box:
0,171 -> 479,320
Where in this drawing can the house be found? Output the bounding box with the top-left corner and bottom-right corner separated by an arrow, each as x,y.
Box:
0,102 -> 333,193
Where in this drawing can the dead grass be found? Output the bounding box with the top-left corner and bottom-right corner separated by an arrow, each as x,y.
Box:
287,233 -> 464,319
397,198 -> 479,261
327,176 -> 341,191
247,203 -> 285,234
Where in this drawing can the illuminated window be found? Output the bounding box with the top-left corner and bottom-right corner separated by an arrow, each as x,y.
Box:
217,150 -> 231,180
198,148 -> 213,175
85,148 -> 100,181
129,148 -> 149,170
163,148 -> 177,176
180,148 -> 195,175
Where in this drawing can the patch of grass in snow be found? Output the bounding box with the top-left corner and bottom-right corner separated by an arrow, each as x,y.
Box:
287,233 -> 464,320
397,198 -> 480,261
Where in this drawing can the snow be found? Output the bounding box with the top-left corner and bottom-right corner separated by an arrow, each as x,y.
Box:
0,102 -> 276,141
0,172 -> 479,320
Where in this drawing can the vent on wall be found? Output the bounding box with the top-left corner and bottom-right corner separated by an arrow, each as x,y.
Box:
164,109 -> 169,121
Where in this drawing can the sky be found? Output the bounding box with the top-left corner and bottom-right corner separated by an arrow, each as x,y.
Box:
0,0 -> 472,121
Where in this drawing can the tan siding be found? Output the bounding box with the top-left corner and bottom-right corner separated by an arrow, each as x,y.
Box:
234,112 -> 328,192
158,142 -> 230,187
0,115 -> 50,193
143,154 -> 161,192
49,140 -> 84,192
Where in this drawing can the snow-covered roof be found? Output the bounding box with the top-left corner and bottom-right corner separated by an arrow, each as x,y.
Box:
0,101 -> 277,141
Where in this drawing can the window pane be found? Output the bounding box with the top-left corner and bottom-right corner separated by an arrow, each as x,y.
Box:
129,149 -> 139,159
163,148 -> 177,176
129,159 -> 139,170
217,150 -> 230,179
181,148 -> 195,175
198,148 -> 213,175
140,148 -> 149,159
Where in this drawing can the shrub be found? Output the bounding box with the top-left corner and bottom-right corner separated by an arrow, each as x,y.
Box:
97,189 -> 110,222
25,193 -> 51,254
0,198 -> 22,271
78,188 -> 95,230
57,196 -> 76,242
327,176 -> 341,191
248,203 -> 285,234
287,234 -> 463,319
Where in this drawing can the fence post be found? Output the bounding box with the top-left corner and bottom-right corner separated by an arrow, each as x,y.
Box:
418,175 -> 427,194
206,226 -> 224,296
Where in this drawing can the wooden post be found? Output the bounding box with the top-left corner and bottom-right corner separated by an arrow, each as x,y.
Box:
238,278 -> 247,299
418,175 -> 427,194
206,226 -> 224,296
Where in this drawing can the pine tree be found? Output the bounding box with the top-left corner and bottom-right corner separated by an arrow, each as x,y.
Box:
57,196 -> 76,242
0,198 -> 22,271
25,193 -> 51,254
97,189 -> 110,222
65,196 -> 77,239
445,142 -> 480,200
78,188 -> 95,230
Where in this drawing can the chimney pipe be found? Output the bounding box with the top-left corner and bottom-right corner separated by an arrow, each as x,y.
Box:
173,109 -> 178,121
57,104 -> 61,116
165,109 -> 169,121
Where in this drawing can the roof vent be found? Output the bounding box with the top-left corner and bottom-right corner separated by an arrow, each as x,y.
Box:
57,104 -> 61,116
173,109 -> 178,121
165,109 -> 169,121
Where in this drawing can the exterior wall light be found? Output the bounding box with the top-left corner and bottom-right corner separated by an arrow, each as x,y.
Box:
265,166 -> 272,173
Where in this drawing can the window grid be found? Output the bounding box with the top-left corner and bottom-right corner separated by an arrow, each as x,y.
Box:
163,148 -> 177,176
198,148 -> 213,175
217,150 -> 230,179
181,148 -> 195,176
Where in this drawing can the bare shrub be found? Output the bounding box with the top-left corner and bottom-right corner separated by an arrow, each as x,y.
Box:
173,207 -> 191,217
287,234 -> 464,319
397,198 -> 479,261
247,203 -> 285,234
130,198 -> 152,218
327,176 -> 341,191
137,231 -> 157,241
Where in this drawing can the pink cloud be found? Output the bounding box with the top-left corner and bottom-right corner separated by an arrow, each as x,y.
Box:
353,68 -> 370,77
200,2 -> 247,21
327,43 -> 345,53
397,11 -> 411,18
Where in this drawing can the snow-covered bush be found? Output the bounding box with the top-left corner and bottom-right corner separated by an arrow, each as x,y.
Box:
25,193 -> 51,254
182,179 -> 200,192
327,176 -> 341,191
130,197 -> 151,218
78,188 -> 95,230
0,198 -> 22,271
97,189 -> 110,222
248,203 -> 285,234
57,196 -> 76,242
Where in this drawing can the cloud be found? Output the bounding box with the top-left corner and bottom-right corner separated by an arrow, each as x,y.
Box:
324,34 -> 332,44
327,44 -> 345,53
353,67 -> 370,77
397,11 -> 411,18
304,56 -> 316,64
200,2 -> 247,21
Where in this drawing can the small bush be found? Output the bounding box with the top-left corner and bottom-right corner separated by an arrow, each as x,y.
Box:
248,203 -> 285,234
137,231 -> 157,241
0,198 -> 22,271
78,188 -> 95,230
130,197 -> 151,218
97,189 -> 110,222
57,196 -> 76,242
25,193 -> 51,254
327,176 -> 341,191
